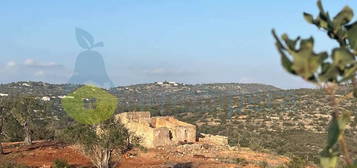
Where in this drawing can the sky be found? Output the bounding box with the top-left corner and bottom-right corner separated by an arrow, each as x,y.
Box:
1,0 -> 356,89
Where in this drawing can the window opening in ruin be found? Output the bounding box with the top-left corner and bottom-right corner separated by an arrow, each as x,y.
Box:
169,130 -> 173,140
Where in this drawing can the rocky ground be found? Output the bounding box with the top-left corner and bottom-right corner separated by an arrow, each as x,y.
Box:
0,141 -> 291,168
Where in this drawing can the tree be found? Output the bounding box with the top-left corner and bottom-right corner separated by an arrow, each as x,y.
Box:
0,97 -> 13,154
62,119 -> 132,168
60,85 -> 136,168
11,96 -> 46,145
272,0 -> 357,167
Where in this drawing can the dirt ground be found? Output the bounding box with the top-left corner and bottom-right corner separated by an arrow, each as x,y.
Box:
0,141 -> 290,168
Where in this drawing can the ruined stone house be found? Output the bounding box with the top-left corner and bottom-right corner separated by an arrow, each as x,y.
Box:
115,112 -> 196,148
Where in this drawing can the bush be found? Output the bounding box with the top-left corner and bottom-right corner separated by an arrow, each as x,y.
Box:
0,162 -> 28,168
52,159 -> 71,168
60,118 -> 136,168
286,157 -> 308,168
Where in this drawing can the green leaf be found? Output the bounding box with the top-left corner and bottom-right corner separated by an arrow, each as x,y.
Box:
289,38 -> 326,80
319,63 -> 339,82
333,6 -> 354,26
272,30 -> 296,75
281,34 -> 300,51
317,0 -> 324,14
303,12 -> 314,24
326,116 -> 340,149
337,110 -> 351,131
315,1 -> 333,31
325,111 -> 351,150
315,16 -> 329,29
347,22 -> 357,51
332,48 -> 355,70
320,156 -> 338,168
272,30 -> 328,80
341,63 -> 357,81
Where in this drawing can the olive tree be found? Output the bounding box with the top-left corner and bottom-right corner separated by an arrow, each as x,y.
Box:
272,0 -> 357,167
62,119 -> 132,168
11,96 -> 46,145
60,85 -> 137,168
0,97 -> 13,154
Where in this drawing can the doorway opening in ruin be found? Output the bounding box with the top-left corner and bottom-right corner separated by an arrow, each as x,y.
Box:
169,130 -> 173,140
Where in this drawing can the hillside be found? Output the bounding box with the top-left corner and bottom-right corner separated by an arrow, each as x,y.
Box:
154,88 -> 357,163
0,81 -> 280,106
110,82 -> 280,105
2,81 -> 356,164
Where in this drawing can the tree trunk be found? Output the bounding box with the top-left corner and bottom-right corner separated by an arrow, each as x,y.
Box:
0,142 -> 3,154
0,117 -> 4,154
93,146 -> 111,168
24,122 -> 32,145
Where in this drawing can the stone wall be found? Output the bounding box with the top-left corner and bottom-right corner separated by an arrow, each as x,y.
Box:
153,127 -> 172,147
115,111 -> 151,126
115,112 -> 197,148
151,117 -> 196,143
199,133 -> 228,146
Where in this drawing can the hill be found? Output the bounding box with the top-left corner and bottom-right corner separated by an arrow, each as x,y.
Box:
2,81 -> 356,164
152,88 -> 357,163
0,81 -> 280,106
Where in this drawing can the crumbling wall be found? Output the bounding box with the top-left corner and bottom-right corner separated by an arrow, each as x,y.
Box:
115,112 -> 155,148
115,112 -> 197,148
151,117 -> 196,143
115,111 -> 151,126
126,122 -> 155,148
172,126 -> 196,143
199,133 -> 228,146
153,127 -> 172,147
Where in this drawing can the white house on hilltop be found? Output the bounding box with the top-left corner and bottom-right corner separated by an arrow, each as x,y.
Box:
0,93 -> 8,97
41,96 -> 51,101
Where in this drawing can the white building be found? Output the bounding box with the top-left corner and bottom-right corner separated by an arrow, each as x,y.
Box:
21,83 -> 30,87
41,96 -> 51,101
155,82 -> 164,85
0,93 -> 8,97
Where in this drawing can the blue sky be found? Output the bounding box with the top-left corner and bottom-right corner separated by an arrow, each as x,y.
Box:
1,0 -> 356,88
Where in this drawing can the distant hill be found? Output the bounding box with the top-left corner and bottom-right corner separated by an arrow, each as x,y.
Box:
110,82 -> 280,105
0,81 -> 280,106
0,81 -> 79,97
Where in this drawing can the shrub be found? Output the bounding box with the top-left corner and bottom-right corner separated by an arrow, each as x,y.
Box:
286,157 -> 308,168
61,118 -> 135,168
52,159 -> 71,168
0,162 -> 28,168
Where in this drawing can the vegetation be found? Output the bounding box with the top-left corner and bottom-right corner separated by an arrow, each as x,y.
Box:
60,85 -> 134,168
10,96 -> 48,145
0,162 -> 28,168
0,97 -> 13,154
52,159 -> 71,168
61,119 -> 132,168
272,0 -> 357,167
